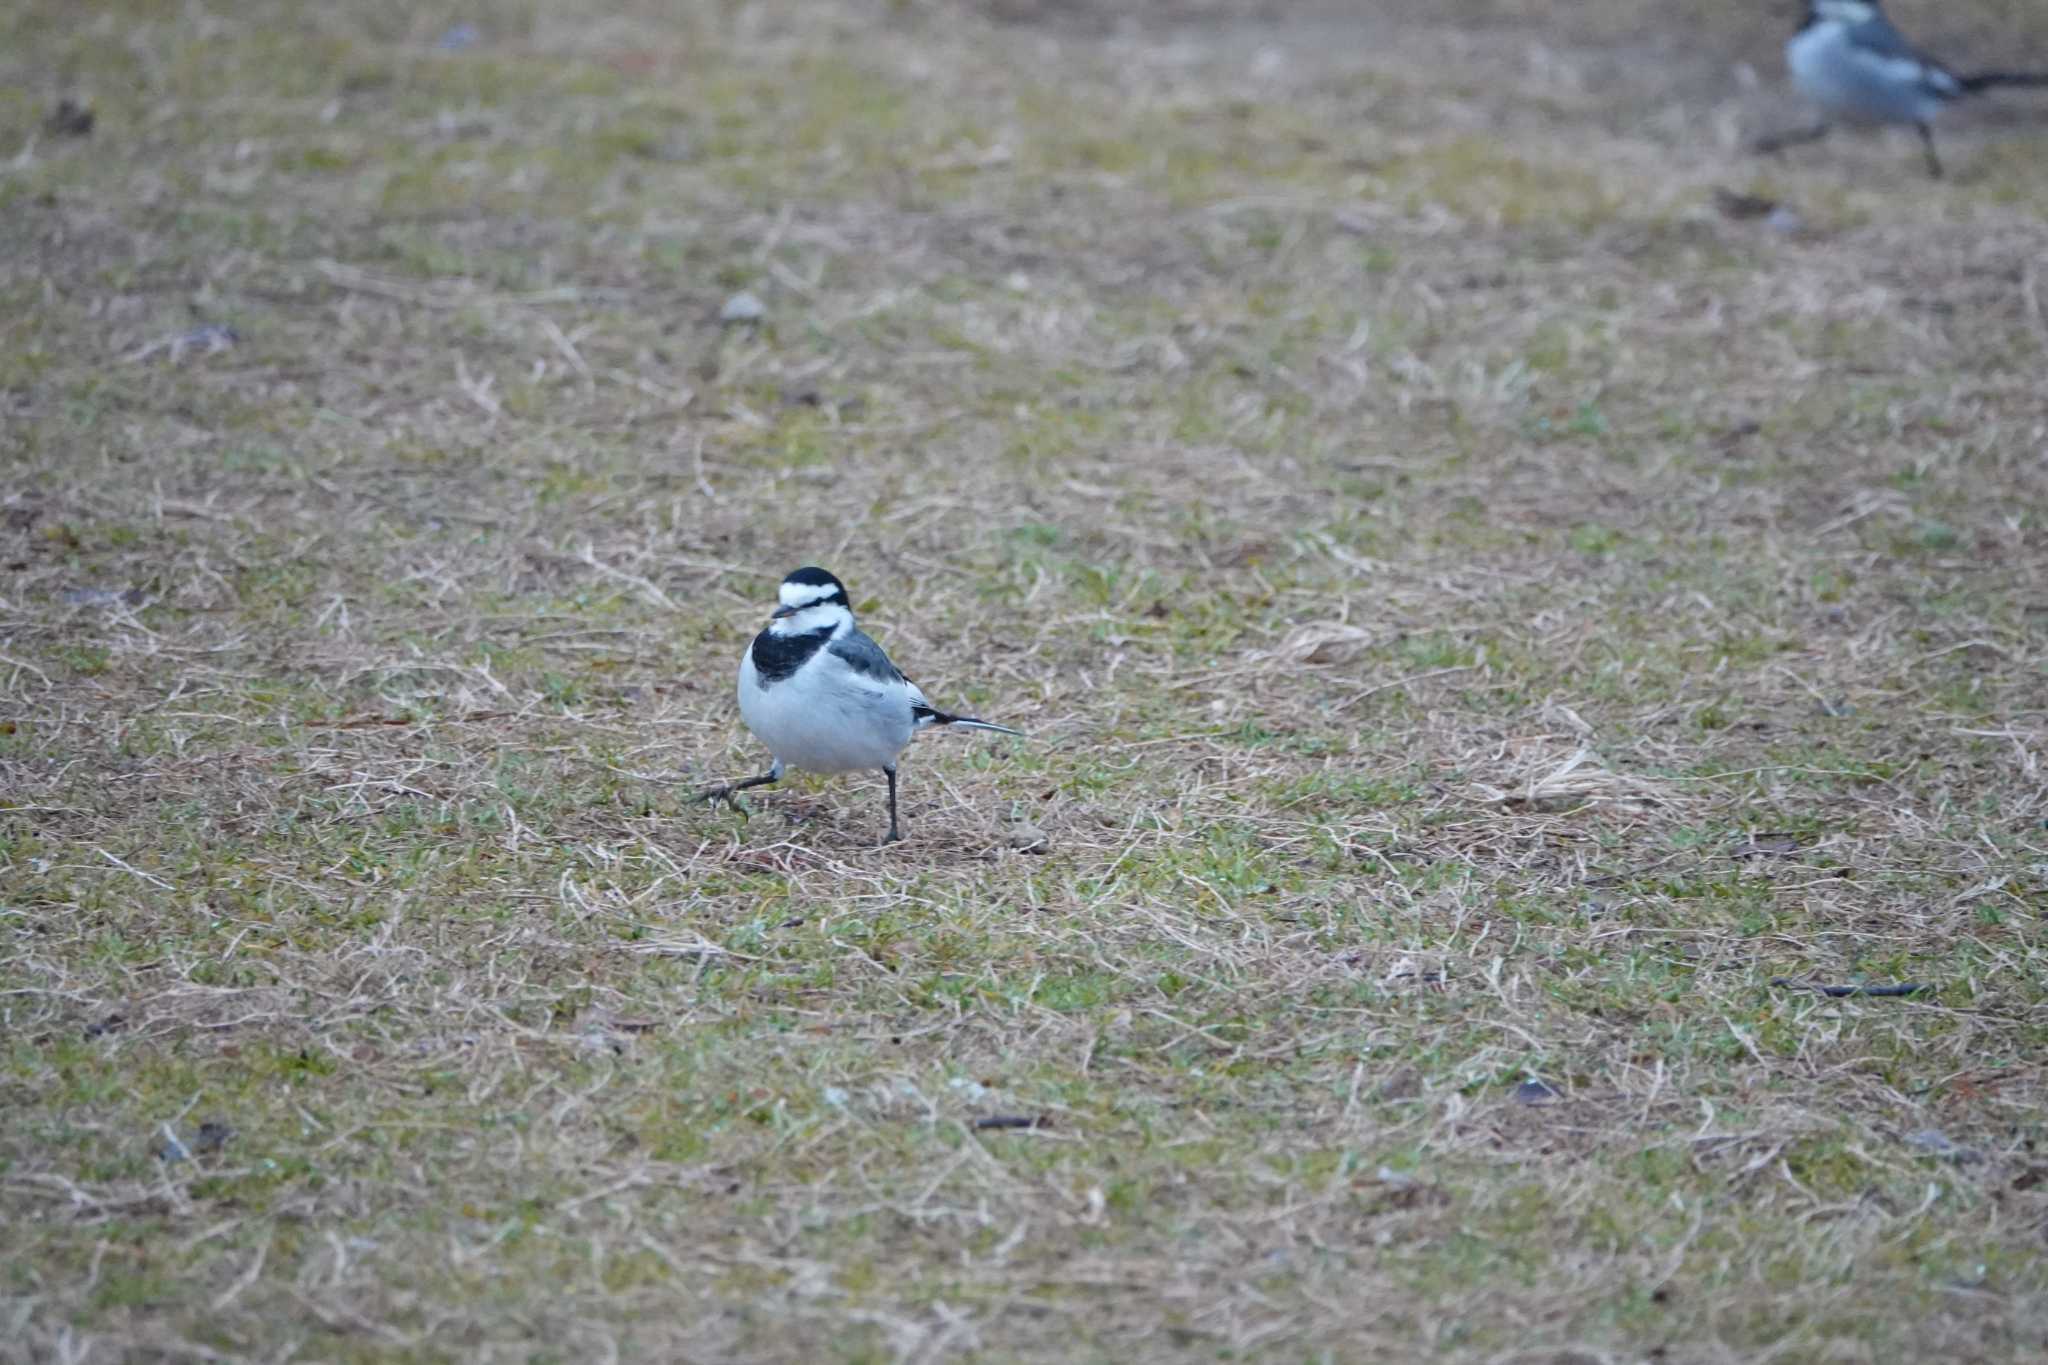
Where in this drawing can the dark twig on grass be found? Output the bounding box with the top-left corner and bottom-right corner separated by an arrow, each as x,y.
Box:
972,1115 -> 1050,1131
1769,979 -> 1930,998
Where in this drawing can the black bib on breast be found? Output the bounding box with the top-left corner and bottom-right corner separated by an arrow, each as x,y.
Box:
750,625 -> 834,685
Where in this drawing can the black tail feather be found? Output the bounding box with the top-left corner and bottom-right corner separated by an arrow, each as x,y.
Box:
1961,71 -> 2048,93
913,704 -> 1022,737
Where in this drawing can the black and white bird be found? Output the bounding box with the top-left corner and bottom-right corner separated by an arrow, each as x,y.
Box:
698,567 -> 1021,844
1757,1 -> 2048,177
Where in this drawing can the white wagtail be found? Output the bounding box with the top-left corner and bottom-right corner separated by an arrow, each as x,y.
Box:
1757,1 -> 2048,177
698,566 -> 1021,844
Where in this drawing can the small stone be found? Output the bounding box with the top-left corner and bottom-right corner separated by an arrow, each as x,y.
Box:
1513,1078 -> 1562,1106
1712,187 -> 1776,220
435,23 -> 480,51
1376,1068 -> 1421,1100
719,291 -> 766,325
1765,206 -> 1805,235
44,98 -> 94,138
1006,819 -> 1049,853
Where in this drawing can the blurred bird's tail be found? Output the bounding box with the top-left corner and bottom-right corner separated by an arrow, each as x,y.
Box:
1960,70 -> 2048,93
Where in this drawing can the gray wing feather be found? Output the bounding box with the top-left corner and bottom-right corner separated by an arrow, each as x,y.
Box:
830,629 -> 1020,736
1848,16 -> 1961,94
1845,14 -> 1917,60
828,629 -> 906,684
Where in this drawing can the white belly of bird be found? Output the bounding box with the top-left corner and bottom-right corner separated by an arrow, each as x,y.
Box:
738,655 -> 914,774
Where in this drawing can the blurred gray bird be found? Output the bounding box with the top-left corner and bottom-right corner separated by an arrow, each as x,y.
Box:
1757,0 -> 2048,176
699,566 -> 1020,844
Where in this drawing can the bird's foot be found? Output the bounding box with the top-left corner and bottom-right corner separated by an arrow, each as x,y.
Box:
696,772 -> 779,809
696,783 -> 761,811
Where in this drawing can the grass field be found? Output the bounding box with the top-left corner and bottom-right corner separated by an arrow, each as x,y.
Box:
5,1 -> 2048,1359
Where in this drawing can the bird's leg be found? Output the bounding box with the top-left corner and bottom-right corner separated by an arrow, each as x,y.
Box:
1753,122 -> 1830,156
882,765 -> 902,844
1916,122 -> 1944,178
697,765 -> 780,808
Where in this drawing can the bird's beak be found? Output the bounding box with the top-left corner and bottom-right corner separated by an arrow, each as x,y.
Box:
770,604 -> 796,619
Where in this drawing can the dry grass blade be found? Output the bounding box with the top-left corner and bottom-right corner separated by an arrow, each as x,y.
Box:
1467,739 -> 1675,812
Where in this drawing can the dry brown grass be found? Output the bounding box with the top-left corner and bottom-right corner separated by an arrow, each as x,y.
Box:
4,0 -> 2048,1360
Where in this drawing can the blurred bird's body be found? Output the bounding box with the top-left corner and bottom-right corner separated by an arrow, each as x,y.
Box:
1761,0 -> 2048,175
